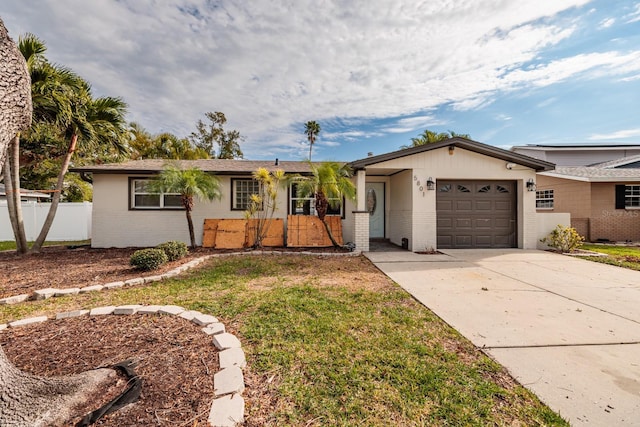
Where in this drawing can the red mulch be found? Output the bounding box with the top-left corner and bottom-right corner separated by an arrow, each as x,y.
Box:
0,314 -> 218,426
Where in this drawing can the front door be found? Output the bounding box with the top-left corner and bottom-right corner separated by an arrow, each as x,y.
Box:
365,183 -> 385,238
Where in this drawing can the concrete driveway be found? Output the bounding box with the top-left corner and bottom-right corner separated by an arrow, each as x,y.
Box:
366,249 -> 640,426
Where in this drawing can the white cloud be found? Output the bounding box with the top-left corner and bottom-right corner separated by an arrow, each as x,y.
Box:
588,129 -> 640,140
2,0 -> 617,158
599,18 -> 616,28
625,3 -> 640,23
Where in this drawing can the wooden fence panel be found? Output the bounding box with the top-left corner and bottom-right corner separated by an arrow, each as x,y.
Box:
246,219 -> 284,248
202,218 -> 285,248
212,219 -> 247,249
286,215 -> 343,247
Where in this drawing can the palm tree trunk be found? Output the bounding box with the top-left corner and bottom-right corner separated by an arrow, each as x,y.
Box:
30,134 -> 77,253
185,209 -> 196,249
0,345 -> 116,426
4,136 -> 28,253
321,219 -> 340,248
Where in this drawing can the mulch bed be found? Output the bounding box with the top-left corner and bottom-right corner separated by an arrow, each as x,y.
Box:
0,314 -> 218,426
0,245 -> 349,299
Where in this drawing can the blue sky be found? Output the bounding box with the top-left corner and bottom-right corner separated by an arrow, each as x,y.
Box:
2,0 -> 640,161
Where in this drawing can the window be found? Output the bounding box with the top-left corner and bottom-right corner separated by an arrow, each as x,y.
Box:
289,182 -> 342,217
232,179 -> 261,210
478,185 -> 491,193
625,185 -> 640,208
536,189 -> 554,209
131,179 -> 182,209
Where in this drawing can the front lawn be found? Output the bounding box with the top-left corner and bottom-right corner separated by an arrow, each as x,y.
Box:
0,240 -> 90,251
0,254 -> 567,426
581,244 -> 640,271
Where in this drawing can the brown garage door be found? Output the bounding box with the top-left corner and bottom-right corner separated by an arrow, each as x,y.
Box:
437,181 -> 516,249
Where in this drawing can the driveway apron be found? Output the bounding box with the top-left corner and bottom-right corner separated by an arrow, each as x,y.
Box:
366,249 -> 640,426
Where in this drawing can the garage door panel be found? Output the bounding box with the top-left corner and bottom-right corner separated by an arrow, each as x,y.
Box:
474,218 -> 492,229
455,235 -> 472,247
437,217 -> 453,229
437,200 -> 453,211
455,200 -> 473,211
494,218 -> 511,228
475,200 -> 492,210
437,235 -> 453,247
437,180 -> 516,249
495,200 -> 512,211
455,218 -> 472,228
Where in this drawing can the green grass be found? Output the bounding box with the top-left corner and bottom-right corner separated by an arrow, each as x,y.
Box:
581,244 -> 640,271
0,255 -> 568,426
0,240 -> 90,251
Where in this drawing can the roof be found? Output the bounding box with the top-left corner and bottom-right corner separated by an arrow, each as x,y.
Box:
541,155 -> 640,182
350,137 -> 555,172
0,184 -> 51,199
71,159 -> 313,175
511,143 -> 640,152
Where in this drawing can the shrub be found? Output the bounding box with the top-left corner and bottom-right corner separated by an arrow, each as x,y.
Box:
156,240 -> 189,261
541,225 -> 585,253
130,248 -> 168,271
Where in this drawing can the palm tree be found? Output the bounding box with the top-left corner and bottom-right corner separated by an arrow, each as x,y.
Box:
149,163 -> 222,248
404,129 -> 471,148
4,33 -> 47,253
30,93 -> 129,252
304,120 -> 320,161
293,161 -> 356,246
0,18 -> 124,426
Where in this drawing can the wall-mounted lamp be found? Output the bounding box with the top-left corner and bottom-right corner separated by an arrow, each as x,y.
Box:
526,178 -> 536,192
448,145 -> 455,155
426,177 -> 435,190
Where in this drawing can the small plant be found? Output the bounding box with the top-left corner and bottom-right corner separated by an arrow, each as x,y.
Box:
130,248 -> 168,271
156,240 -> 189,261
541,225 -> 585,253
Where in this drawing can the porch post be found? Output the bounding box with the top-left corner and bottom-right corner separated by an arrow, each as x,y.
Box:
352,169 -> 369,252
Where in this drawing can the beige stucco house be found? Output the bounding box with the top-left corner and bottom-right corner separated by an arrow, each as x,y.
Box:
73,138 -> 554,251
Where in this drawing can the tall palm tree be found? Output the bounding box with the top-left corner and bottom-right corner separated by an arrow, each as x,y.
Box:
30,93 -> 129,252
0,18 -> 124,426
404,129 -> 471,148
4,33 -> 47,253
304,120 -> 320,161
293,161 -> 356,246
149,163 -> 222,248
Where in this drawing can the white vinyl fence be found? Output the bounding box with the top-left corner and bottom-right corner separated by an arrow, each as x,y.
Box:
0,201 -> 92,241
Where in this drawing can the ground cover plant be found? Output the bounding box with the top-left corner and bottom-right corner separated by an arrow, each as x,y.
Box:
581,244 -> 640,271
0,251 -> 568,426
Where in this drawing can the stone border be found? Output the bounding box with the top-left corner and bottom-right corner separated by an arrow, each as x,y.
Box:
0,304 -> 246,427
0,250 -> 362,305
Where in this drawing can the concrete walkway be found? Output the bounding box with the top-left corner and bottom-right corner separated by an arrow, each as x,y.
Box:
366,249 -> 640,426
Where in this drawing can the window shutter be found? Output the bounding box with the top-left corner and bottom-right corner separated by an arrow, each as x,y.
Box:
615,185 -> 626,209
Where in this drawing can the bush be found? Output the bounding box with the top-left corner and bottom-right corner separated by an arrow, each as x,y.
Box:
156,240 -> 189,261
541,225 -> 585,253
130,248 -> 168,271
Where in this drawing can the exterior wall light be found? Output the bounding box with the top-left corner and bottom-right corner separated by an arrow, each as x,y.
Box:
448,145 -> 455,155
426,177 -> 435,190
526,178 -> 536,192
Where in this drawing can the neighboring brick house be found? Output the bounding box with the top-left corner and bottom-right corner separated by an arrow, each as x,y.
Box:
536,156 -> 640,242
